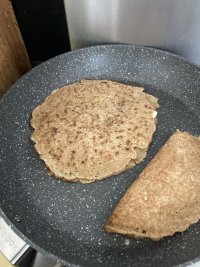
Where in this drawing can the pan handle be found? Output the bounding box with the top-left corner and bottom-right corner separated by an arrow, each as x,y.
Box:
0,217 -> 30,265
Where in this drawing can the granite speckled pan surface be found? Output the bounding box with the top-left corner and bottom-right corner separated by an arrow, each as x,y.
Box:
0,45 -> 200,267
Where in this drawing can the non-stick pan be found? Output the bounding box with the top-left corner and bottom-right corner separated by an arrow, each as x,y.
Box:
0,45 -> 200,267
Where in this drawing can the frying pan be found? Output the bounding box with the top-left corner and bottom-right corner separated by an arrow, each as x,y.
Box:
0,45 -> 200,267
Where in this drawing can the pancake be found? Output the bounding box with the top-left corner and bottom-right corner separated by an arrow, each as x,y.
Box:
105,131 -> 200,240
31,80 -> 159,183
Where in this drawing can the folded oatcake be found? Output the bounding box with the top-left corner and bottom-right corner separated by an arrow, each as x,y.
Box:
31,80 -> 158,183
105,131 -> 200,240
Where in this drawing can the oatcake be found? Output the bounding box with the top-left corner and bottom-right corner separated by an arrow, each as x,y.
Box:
31,80 -> 159,183
105,131 -> 200,240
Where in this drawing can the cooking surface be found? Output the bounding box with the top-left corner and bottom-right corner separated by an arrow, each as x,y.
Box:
0,45 -> 200,266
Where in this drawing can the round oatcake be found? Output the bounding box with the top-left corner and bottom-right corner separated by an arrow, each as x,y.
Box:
31,80 -> 159,183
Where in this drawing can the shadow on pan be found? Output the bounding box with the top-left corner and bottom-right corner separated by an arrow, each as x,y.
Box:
0,45 -> 200,267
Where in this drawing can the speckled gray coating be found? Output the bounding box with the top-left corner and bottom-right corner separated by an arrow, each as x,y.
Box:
0,45 -> 200,267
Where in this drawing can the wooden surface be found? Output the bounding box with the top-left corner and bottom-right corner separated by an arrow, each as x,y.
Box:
0,0 -> 31,97
0,252 -> 14,267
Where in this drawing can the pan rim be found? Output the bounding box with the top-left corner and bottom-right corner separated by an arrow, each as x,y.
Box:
1,43 -> 200,105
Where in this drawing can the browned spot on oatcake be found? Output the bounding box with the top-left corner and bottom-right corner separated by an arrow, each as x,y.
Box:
126,140 -> 131,145
52,154 -> 60,160
101,140 -> 107,145
105,117 -> 114,127
51,127 -> 58,134
144,104 -> 153,109
70,150 -> 76,160
106,154 -> 113,161
60,117 -> 66,121
117,98 -> 125,108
